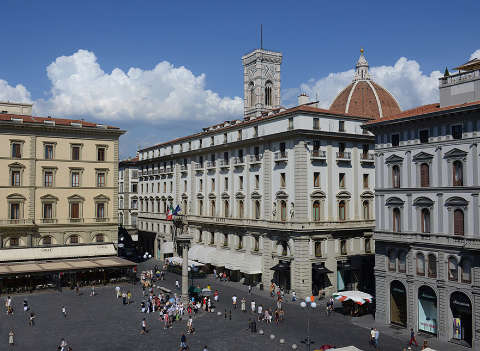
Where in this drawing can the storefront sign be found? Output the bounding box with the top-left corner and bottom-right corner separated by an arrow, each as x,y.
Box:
453,318 -> 462,339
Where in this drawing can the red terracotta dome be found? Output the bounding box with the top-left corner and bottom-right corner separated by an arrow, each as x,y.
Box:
329,50 -> 401,119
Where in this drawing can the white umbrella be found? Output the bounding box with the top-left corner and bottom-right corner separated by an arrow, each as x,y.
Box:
332,291 -> 373,305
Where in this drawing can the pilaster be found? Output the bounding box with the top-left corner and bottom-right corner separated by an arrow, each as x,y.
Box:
290,237 -> 311,298
293,140 -> 308,220
261,235 -> 274,288
263,145 -> 272,219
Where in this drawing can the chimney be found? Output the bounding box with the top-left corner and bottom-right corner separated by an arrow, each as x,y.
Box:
298,93 -> 309,106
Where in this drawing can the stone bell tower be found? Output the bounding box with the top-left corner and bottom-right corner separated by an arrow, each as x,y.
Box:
242,48 -> 282,119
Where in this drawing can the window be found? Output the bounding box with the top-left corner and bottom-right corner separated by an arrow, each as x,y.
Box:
97,172 -> 106,187
453,209 -> 464,236
164,182 -> 167,192
388,250 -> 396,271
199,139 -> 202,148
198,200 -> 203,216
339,121 -> 345,132
338,200 -> 346,221
288,118 -> 293,130
420,163 -> 430,187
96,203 -> 105,219
238,200 -> 244,218
314,172 -> 320,188
363,200 -> 370,219
313,201 -> 320,221
416,253 -> 425,276
11,170 -> 21,186
11,142 -> 21,158
313,140 -> 320,156
132,183 -> 137,192
314,241 -> 322,257
238,130 -> 242,141
265,81 -> 272,106
44,171 -> 54,187
237,236 -> 243,250
452,125 -> 463,140
10,203 -> 20,220
70,202 -> 80,219
393,208 -> 401,232
210,200 -> 216,216
43,203 -> 53,219
211,179 -> 215,192
362,144 -> 369,159
223,151 -> 229,161
313,118 -> 319,130
428,254 -> 437,278
223,234 -> 228,247
280,142 -> 286,157
280,200 -> 287,221
198,230 -> 203,243
254,200 -> 261,219
338,143 -> 346,157
210,232 -> 214,245
339,173 -> 345,188
9,238 -> 19,247
224,200 -> 229,217
448,257 -> 458,281
254,146 -> 260,160
254,126 -> 258,137
224,177 -> 228,191
44,144 -> 54,159
340,239 -> 347,255
69,235 -> 79,244
365,238 -> 371,253
461,259 -> 471,283
169,181 -> 173,192
255,175 -> 260,189
97,147 -> 106,161
249,82 -> 255,107
71,171 -> 80,187
254,236 -> 259,251
239,176 -> 243,190
238,149 -> 244,162
363,174 -> 369,188
280,173 -> 286,188
184,180 -> 187,192
421,208 -> 431,233
210,136 -> 214,146
42,236 -> 52,246
391,134 -> 400,147
419,129 -> 429,143
392,165 -> 401,188
95,234 -> 105,243
199,179 -> 203,192
223,133 -> 227,143
398,251 -> 406,273
453,160 -> 463,186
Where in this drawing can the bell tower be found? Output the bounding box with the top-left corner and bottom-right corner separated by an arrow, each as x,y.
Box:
242,48 -> 282,119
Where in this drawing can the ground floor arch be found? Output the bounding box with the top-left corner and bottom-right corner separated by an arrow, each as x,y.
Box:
450,291 -> 472,347
390,280 -> 407,327
418,285 -> 438,335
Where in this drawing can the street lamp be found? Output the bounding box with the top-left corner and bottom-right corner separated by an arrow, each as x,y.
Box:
300,296 -> 317,351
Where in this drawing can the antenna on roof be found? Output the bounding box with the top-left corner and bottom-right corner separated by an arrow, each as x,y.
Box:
260,24 -> 263,49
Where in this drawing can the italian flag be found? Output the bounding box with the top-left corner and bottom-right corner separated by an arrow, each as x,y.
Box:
166,205 -> 173,220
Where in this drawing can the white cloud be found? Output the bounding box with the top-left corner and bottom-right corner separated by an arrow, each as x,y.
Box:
470,49 -> 480,60
290,56 -> 443,111
0,79 -> 32,104
33,49 -> 243,123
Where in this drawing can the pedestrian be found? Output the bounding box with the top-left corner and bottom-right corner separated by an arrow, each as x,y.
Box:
214,290 -> 219,302
251,300 -> 255,313
241,297 -> 246,312
374,328 -> 379,348
248,285 -> 251,294
62,306 -> 67,318
29,312 -> 36,326
257,304 -> 263,321
180,333 -> 188,350
122,292 -> 127,305
232,295 -> 237,309
187,316 -> 193,334
127,291 -> 132,304
140,318 -> 147,334
8,330 -> 14,347
60,338 -> 68,351
75,283 -> 80,295
175,280 -> 180,290
203,346 -> 208,351
409,328 -> 418,347
291,290 -> 296,302
23,300 -> 29,312
115,286 -> 121,299
369,328 -> 375,346
90,285 -> 95,296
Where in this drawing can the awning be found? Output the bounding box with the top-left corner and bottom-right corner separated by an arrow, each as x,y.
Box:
270,261 -> 290,271
243,254 -> 262,275
0,256 -> 136,276
166,256 -> 204,267
313,263 -> 333,274
0,244 -> 117,262
162,241 -> 174,254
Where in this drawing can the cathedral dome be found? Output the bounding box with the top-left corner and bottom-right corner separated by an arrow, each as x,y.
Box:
329,50 -> 401,119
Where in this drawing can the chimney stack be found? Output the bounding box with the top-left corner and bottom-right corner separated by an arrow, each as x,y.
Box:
298,93 -> 309,106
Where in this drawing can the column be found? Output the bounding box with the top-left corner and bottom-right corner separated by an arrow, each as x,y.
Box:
182,243 -> 189,302
291,237 -> 311,298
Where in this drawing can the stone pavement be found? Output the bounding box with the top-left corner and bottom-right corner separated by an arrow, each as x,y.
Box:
0,259 -> 466,351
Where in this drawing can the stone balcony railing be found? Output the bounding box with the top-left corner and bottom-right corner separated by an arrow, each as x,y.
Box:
249,155 -> 262,164
206,161 -> 216,169
274,151 -> 288,162
218,159 -> 230,168
336,152 -> 351,161
232,157 -> 245,166
0,219 -> 35,226
439,69 -> 480,87
360,152 -> 375,163
311,150 -> 327,160
0,218 -> 114,226
375,231 -> 480,250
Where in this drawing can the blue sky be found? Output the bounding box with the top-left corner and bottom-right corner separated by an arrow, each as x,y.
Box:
1,0 -> 479,158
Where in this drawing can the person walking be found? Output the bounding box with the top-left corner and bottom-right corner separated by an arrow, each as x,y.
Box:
241,297 -> 246,312
115,286 -> 121,299
29,312 -> 36,326
175,280 -> 180,290
409,328 -> 418,347
62,306 -> 67,318
90,285 -> 95,296
202,346 -> 208,351
140,318 -> 147,334
180,333 -> 188,350
248,285 -> 251,294
214,290 -> 219,302
122,292 -> 127,305
369,328 -> 375,346
187,316 -> 193,334
127,291 -> 132,304
250,300 -> 255,313
8,330 -> 14,347
374,328 -> 379,348
232,295 -> 237,309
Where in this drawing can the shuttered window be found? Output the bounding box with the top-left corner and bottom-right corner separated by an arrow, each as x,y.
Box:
420,163 -> 429,187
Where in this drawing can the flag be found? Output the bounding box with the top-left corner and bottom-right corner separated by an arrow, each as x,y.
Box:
173,205 -> 181,215
166,205 -> 173,220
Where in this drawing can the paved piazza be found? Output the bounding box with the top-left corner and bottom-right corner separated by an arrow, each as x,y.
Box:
0,262 -> 464,350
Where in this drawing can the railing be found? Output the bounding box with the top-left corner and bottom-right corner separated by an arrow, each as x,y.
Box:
274,151 -> 288,161
360,152 -> 375,162
180,165 -> 188,171
439,69 -> 480,87
249,155 -> 262,163
311,150 -> 326,159
232,157 -> 245,166
165,166 -> 173,173
206,161 -> 216,169
218,159 -> 230,168
336,152 -> 351,160
195,163 -> 204,170
41,218 -> 57,224
376,231 -> 480,250
148,170 -> 153,175
0,219 -> 34,225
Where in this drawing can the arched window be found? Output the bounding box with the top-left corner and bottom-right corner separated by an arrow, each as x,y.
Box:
420,163 -> 430,187
224,200 -> 229,217
398,251 -> 406,273
314,241 -> 322,257
340,239 -> 347,255
363,200 -> 370,219
238,200 -> 244,218
249,82 -> 255,107
198,200 -> 203,216
421,208 -> 431,233
416,252 -> 425,276
448,256 -> 458,281
254,200 -> 261,219
312,201 -> 321,221
461,259 -> 472,283
280,200 -> 287,221
119,212 -> 124,225
265,81 -> 273,106
388,250 -> 396,271
428,254 -> 437,278
338,200 -> 346,221
453,160 -> 463,186
210,200 -> 216,217
392,165 -> 401,188
454,209 -> 464,236
393,208 -> 401,232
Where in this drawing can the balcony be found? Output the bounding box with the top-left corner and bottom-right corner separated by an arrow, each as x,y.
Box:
148,170 -> 153,176
0,219 -> 34,226
95,217 -> 110,222
41,218 -> 57,224
360,152 -> 375,164
165,166 -> 173,174
232,157 -> 245,167
206,161 -> 216,169
249,155 -> 262,165
218,159 -> 230,169
159,167 -> 165,174
336,152 -> 351,162
311,150 -> 326,160
439,69 -> 480,87
195,163 -> 204,171
274,151 -> 288,162
180,165 -> 188,173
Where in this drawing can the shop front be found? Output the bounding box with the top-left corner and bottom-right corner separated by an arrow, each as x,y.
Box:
390,280 -> 407,327
418,285 -> 438,335
270,261 -> 290,292
450,291 -> 472,347
312,262 -> 332,297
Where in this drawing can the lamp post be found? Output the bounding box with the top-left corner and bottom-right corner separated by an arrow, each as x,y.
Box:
300,296 -> 317,351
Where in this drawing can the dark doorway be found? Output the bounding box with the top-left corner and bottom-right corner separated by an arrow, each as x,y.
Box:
390,280 -> 407,327
450,291 -> 472,346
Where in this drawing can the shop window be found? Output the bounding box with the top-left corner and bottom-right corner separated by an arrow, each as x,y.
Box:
428,254 -> 437,278
453,161 -> 463,186
416,253 -> 425,276
420,163 -> 430,187
454,209 -> 464,236
448,257 -> 458,281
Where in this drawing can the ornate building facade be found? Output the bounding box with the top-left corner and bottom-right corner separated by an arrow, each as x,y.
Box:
136,49 -> 398,297
118,157 -> 139,238
364,58 -> 480,348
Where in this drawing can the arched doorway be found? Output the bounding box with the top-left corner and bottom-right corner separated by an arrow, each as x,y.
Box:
418,285 -> 438,335
390,280 -> 407,327
450,291 -> 472,346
